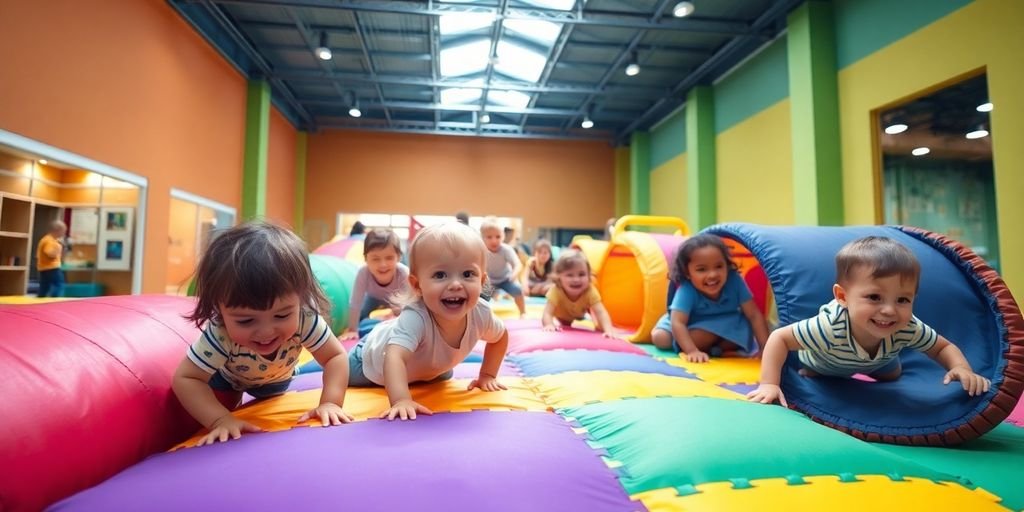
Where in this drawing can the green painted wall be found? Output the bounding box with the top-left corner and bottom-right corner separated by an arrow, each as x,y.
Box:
834,0 -> 974,69
713,36 -> 789,134
242,79 -> 270,220
629,132 -> 651,215
614,146 -> 631,217
294,131 -> 307,234
686,87 -> 717,229
649,107 -> 687,170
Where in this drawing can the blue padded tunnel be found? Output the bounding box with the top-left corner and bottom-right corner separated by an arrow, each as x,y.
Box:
704,223 -> 1024,445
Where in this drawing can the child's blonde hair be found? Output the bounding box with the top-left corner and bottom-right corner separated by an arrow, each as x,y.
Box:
391,222 -> 487,307
186,221 -> 330,326
479,218 -> 501,235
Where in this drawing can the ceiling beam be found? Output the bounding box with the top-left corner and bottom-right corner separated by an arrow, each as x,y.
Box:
561,0 -> 676,133
205,0 -> 762,35
240,20 -> 717,55
272,68 -> 668,95
316,120 -> 613,141
476,0 -> 509,133
198,0 -> 316,129
520,7 -> 577,131
614,0 -> 802,144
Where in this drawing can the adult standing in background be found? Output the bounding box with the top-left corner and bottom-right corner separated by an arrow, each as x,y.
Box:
36,220 -> 67,297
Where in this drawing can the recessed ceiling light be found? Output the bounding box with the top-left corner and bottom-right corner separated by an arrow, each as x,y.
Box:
480,113 -> 491,124
911,147 -> 930,156
976,102 -> 993,112
672,1 -> 695,17
39,159 -> 48,165
581,117 -> 594,129
884,123 -> 908,135
966,128 -> 989,139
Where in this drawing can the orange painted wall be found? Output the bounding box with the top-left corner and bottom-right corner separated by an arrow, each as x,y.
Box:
0,1 -> 246,293
266,108 -> 296,226
305,130 -> 615,237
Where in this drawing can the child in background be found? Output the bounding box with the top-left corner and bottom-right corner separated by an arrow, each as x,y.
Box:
172,221 -> 353,446
542,249 -> 615,338
747,236 -> 990,406
651,234 -> 769,363
340,229 -> 410,340
481,220 -> 527,318
347,222 -> 510,421
523,238 -> 555,297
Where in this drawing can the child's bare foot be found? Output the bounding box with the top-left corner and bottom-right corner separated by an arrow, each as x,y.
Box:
798,368 -> 819,378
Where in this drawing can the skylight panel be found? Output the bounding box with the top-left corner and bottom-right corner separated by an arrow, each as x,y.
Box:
440,88 -> 483,105
439,13 -> 495,35
488,90 -> 531,109
440,39 -> 490,77
503,19 -> 561,46
494,41 -> 546,82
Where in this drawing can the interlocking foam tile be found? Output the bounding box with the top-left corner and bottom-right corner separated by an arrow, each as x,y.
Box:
0,296 -> 71,304
875,423 -> 1024,511
59,412 -> 639,511
662,357 -> 762,385
175,377 -> 547,449
504,326 -> 649,356
532,371 -> 741,409
511,350 -> 693,378
632,475 -> 1006,512
561,397 -> 953,496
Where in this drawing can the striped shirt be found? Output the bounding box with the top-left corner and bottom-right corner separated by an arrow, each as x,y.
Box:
187,308 -> 331,390
794,299 -> 937,377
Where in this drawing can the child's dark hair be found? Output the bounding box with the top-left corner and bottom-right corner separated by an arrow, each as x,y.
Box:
186,221 -> 330,327
363,228 -> 402,257
835,236 -> 920,288
670,234 -> 738,283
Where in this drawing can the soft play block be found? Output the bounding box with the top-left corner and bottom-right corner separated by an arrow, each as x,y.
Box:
532,371 -> 741,409
57,412 -> 638,512
511,350 -> 691,378
561,397 -> 955,496
175,377 -> 548,448
632,475 -> 1004,512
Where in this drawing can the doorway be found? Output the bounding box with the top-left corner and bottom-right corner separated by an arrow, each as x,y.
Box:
877,74 -> 998,270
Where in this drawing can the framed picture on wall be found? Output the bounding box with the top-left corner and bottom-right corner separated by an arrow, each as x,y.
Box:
97,207 -> 134,270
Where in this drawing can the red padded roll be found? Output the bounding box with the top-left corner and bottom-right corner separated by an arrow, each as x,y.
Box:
0,296 -> 200,511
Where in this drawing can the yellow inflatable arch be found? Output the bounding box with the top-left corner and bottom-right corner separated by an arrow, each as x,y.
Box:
574,216 -> 691,342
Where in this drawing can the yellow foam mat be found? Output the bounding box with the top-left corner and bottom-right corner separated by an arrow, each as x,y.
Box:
174,377 -> 547,449
528,371 -> 742,409
297,348 -> 315,366
662,357 -> 762,385
0,296 -> 70,304
490,302 -> 546,319
632,475 -> 1007,512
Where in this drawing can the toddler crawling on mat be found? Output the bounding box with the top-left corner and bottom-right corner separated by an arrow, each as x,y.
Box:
747,236 -> 990,407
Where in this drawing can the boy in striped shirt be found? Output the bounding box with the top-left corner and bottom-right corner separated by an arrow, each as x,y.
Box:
747,236 -> 989,407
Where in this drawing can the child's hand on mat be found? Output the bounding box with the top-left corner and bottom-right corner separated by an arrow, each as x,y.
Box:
380,399 -> 432,421
340,329 -> 359,341
199,414 -> 263,446
467,374 -> 507,392
943,367 -> 991,396
299,403 -> 354,426
542,324 -> 560,332
601,330 -> 616,339
746,384 -> 787,407
684,350 -> 710,363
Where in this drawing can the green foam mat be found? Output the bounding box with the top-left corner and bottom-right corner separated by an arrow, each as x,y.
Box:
636,343 -> 677,360
561,397 -> 954,495
875,423 -> 1024,511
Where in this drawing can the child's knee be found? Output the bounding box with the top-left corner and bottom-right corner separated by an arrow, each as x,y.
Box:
650,329 -> 673,350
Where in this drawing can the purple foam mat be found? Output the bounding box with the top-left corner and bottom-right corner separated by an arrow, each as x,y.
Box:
53,412 -> 641,512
